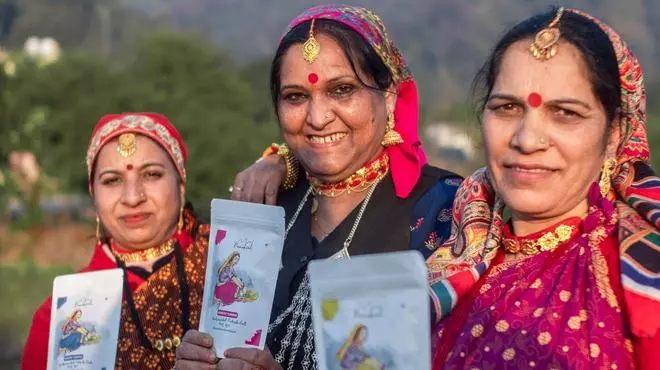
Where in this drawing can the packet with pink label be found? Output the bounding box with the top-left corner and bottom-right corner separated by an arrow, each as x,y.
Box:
199,199 -> 285,355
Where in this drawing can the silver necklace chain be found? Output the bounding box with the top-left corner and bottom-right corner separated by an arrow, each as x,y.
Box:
269,183 -> 379,369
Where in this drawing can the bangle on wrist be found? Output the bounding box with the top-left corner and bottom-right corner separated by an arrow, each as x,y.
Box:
259,143 -> 299,190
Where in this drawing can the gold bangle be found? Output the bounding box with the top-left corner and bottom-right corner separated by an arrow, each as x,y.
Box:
277,144 -> 299,190
258,143 -> 299,190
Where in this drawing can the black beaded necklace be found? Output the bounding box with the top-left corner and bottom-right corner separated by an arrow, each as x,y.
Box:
105,230 -> 193,351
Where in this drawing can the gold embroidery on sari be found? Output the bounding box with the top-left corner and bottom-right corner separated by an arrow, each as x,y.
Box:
471,324 -> 484,337
495,320 -> 510,332
488,258 -> 524,276
589,225 -> 620,309
537,332 -> 552,345
568,316 -> 581,330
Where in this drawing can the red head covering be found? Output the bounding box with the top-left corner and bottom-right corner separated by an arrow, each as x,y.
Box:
282,5 -> 427,199
86,113 -> 188,189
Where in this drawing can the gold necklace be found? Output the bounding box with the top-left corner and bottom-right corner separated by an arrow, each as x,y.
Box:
307,152 -> 389,198
503,224 -> 576,255
111,239 -> 176,263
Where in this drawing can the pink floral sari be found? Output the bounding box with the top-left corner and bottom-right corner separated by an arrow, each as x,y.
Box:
433,187 -> 636,369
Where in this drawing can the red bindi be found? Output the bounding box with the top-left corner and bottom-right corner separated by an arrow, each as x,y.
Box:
528,92 -> 542,108
126,164 -> 134,170
308,73 -> 319,84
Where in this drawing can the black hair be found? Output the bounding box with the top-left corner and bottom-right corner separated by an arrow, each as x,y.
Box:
473,7 -> 621,125
270,19 -> 393,111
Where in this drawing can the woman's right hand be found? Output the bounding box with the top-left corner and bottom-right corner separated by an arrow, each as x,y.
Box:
175,330 -> 220,369
231,154 -> 286,205
175,330 -> 283,370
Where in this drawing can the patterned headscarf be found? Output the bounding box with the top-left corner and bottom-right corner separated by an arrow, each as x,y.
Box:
86,112 -> 188,190
427,9 -> 660,338
282,4 -> 427,199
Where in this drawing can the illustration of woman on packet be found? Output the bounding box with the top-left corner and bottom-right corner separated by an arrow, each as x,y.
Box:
337,324 -> 384,370
213,251 -> 257,306
58,309 -> 96,354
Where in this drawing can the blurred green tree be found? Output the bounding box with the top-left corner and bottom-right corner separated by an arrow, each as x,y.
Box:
0,31 -> 280,221
121,31 -> 278,215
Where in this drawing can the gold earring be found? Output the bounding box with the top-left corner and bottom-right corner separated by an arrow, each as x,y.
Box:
599,158 -> 617,197
96,216 -> 101,241
177,206 -> 184,233
381,112 -> 404,147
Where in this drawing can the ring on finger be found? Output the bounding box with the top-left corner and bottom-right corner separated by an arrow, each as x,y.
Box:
229,185 -> 244,193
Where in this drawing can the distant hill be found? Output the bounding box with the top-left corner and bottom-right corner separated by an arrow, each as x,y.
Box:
4,0 -> 659,106
123,0 -> 660,104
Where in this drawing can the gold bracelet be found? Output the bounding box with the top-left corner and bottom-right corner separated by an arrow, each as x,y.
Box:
260,143 -> 299,190
276,144 -> 299,190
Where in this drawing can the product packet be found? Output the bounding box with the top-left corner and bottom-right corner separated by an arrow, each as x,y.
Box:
199,199 -> 286,355
309,251 -> 430,370
47,269 -> 124,370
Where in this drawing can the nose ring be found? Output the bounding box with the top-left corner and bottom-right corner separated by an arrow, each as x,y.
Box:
324,111 -> 334,120
538,137 -> 547,145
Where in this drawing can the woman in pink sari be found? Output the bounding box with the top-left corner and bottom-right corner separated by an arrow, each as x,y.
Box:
213,251 -> 242,305
427,7 -> 659,369
213,251 -> 257,305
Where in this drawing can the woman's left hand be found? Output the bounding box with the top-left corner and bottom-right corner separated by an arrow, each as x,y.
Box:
218,347 -> 282,370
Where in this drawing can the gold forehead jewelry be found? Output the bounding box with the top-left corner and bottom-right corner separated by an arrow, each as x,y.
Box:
303,18 -> 321,63
530,7 -> 564,61
117,133 -> 137,157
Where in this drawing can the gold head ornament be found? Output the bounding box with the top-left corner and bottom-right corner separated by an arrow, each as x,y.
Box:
303,18 -> 321,63
530,7 -> 564,61
117,133 -> 137,157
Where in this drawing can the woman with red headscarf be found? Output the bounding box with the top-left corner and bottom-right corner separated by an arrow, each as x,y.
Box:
22,113 -> 210,369
427,7 -> 660,369
175,5 -> 461,370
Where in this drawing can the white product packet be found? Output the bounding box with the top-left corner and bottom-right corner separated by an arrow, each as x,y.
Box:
47,268 -> 124,370
199,199 -> 286,355
309,250 -> 430,370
